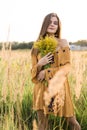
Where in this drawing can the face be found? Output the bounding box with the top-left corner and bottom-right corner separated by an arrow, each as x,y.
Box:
47,16 -> 58,35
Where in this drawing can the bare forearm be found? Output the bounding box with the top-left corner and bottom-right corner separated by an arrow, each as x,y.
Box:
37,62 -> 43,72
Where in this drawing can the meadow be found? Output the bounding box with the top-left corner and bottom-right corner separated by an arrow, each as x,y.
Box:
0,49 -> 87,130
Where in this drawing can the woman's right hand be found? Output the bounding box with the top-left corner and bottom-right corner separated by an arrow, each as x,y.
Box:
37,52 -> 54,67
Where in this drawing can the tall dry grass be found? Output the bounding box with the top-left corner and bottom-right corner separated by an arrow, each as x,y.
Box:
68,51 -> 87,130
70,51 -> 87,98
0,49 -> 33,130
0,49 -> 87,130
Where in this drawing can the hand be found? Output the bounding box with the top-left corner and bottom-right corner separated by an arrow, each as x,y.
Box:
37,70 -> 45,81
38,52 -> 54,67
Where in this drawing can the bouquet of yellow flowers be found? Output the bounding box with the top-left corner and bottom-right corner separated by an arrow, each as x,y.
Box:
34,36 -> 58,69
34,35 -> 58,69
34,35 -> 58,57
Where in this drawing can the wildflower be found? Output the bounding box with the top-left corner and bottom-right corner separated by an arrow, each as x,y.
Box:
34,35 -> 58,69
34,35 -> 58,56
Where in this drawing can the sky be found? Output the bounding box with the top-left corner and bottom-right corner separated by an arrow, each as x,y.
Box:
0,0 -> 87,42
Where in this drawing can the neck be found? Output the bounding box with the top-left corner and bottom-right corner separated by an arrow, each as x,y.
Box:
46,33 -> 55,37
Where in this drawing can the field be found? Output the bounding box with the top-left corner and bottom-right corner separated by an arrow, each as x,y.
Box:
0,49 -> 87,130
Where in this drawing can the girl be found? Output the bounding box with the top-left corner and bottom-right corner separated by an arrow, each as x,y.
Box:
31,13 -> 81,130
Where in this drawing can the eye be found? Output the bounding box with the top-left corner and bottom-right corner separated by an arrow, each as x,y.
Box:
49,20 -> 58,25
53,21 -> 58,25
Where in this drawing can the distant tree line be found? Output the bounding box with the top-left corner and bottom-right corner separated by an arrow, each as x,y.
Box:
0,41 -> 33,50
0,40 -> 87,50
69,40 -> 87,46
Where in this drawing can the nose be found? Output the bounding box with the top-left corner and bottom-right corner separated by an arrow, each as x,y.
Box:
50,21 -> 54,26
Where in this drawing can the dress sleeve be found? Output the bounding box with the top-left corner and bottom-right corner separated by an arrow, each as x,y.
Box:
31,48 -> 41,83
44,46 -> 71,82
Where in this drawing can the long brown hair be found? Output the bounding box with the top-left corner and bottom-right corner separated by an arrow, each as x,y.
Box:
38,13 -> 61,40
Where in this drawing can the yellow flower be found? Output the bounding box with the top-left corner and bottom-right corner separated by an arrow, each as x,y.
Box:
34,35 -> 58,56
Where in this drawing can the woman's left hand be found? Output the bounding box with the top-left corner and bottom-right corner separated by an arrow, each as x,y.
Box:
37,70 -> 45,81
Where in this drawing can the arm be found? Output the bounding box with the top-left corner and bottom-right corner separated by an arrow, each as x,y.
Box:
44,39 -> 71,81
31,48 -> 54,83
31,52 -> 41,83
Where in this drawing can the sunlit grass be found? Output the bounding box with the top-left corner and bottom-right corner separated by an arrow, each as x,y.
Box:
0,49 -> 87,130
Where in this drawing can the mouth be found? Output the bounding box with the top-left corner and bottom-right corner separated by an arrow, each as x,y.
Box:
48,28 -> 54,30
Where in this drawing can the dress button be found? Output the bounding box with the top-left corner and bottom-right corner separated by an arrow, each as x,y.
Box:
63,50 -> 65,52
49,77 -> 51,80
48,70 -> 50,72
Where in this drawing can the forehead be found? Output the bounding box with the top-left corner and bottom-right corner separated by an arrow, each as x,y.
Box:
50,16 -> 58,21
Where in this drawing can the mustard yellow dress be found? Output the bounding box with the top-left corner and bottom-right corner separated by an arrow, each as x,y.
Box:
31,42 -> 74,117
